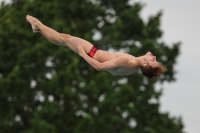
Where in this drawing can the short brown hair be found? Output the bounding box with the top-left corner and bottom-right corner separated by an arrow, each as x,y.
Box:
140,65 -> 167,79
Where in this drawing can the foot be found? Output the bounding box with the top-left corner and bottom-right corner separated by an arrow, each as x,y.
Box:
26,15 -> 41,33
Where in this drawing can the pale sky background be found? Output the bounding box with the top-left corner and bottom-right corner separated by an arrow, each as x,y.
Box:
1,0 -> 200,133
138,0 -> 200,133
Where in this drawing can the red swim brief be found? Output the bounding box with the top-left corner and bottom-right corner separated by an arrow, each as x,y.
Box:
87,46 -> 98,58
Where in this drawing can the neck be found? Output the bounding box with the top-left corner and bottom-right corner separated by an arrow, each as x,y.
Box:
136,56 -> 146,67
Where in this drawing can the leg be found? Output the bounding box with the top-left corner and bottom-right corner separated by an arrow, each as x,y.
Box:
26,15 -> 93,54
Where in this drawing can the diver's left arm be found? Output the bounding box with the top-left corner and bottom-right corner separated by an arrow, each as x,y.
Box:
77,44 -> 129,71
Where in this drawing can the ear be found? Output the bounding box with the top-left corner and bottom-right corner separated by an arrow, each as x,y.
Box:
143,62 -> 147,67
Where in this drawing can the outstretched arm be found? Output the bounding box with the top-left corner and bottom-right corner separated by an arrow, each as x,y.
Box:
78,44 -> 129,71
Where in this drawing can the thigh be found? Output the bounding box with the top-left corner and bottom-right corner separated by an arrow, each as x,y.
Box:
61,34 -> 93,54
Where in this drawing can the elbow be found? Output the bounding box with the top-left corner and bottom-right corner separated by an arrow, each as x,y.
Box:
95,67 -> 101,71
94,65 -> 103,71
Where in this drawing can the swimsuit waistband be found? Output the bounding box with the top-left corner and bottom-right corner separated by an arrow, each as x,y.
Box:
87,46 -> 98,58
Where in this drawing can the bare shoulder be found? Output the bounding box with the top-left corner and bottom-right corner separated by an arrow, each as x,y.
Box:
116,55 -> 131,63
127,56 -> 139,67
114,55 -> 138,66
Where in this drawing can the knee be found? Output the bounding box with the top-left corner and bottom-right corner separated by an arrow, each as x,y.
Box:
60,33 -> 71,40
59,33 -> 72,44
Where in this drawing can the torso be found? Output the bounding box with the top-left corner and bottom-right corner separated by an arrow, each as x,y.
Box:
94,50 -> 140,75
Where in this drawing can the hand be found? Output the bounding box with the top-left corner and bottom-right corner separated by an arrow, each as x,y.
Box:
77,44 -> 86,57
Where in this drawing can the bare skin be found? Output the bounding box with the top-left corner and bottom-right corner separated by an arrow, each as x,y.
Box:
26,15 -> 159,76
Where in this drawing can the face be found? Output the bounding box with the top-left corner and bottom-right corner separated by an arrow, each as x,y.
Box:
144,51 -> 159,68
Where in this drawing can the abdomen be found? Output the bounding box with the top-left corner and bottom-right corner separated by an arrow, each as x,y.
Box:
94,50 -> 118,63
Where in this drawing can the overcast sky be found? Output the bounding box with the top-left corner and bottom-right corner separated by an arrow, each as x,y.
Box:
1,0 -> 200,133
138,0 -> 200,133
